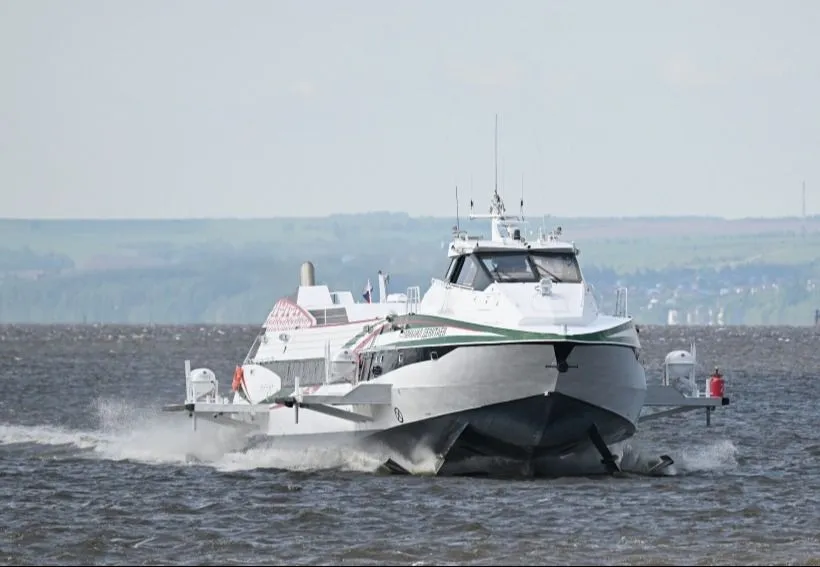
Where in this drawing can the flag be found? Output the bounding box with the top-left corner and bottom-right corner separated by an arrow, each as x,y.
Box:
362,279 -> 373,303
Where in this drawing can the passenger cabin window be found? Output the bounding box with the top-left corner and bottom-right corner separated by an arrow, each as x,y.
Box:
444,250 -> 581,289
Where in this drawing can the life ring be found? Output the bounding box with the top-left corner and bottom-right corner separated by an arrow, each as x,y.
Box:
231,365 -> 245,392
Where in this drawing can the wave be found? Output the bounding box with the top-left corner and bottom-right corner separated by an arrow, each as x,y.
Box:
0,397 -> 739,478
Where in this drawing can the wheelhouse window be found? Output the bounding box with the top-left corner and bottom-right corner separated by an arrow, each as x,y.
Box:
478,253 -> 533,282
444,250 -> 582,288
445,254 -> 493,291
478,251 -> 582,284
532,252 -> 583,283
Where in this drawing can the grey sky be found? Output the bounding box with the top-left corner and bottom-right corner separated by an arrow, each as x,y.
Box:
1,0 -> 818,220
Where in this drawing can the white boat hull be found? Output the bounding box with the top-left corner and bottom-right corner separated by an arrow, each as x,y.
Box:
167,183 -> 734,477
195,340 -> 646,476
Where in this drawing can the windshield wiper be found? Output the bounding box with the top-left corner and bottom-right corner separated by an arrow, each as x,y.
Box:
539,268 -> 562,283
529,259 -> 562,282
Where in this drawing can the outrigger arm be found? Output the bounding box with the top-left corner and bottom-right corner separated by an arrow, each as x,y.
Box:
272,377 -> 392,424
640,385 -> 730,426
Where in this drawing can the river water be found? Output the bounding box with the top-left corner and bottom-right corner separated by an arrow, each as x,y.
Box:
1,324 -> 819,565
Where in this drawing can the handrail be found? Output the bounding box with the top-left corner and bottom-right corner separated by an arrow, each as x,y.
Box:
405,286 -> 421,313
614,287 -> 629,318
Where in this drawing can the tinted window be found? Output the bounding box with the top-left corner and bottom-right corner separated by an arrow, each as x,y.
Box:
530,251 -> 582,283
479,253 -> 537,282
444,257 -> 459,282
455,255 -> 479,286
475,251 -> 582,284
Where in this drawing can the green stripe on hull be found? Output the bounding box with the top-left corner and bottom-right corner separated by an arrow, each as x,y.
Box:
383,334 -> 638,350
392,314 -> 637,344
390,335 -> 638,350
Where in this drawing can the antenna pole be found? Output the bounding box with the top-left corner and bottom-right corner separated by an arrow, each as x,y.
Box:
470,174 -> 474,216
520,173 -> 524,218
455,185 -> 460,231
494,114 -> 498,196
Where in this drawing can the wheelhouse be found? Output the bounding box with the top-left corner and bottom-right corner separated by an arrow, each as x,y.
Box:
443,249 -> 583,291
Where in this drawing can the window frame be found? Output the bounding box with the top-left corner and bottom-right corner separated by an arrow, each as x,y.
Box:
444,249 -> 582,288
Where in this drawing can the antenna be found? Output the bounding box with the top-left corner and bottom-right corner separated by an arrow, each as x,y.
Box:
494,113 -> 499,196
469,174 -> 474,216
520,173 -> 525,219
455,185 -> 460,231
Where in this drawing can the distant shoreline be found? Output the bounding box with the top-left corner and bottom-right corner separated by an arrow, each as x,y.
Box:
2,214 -> 819,222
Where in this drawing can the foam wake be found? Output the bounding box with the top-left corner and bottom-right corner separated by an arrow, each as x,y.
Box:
616,438 -> 739,476
0,397 -> 384,474
0,397 -> 739,478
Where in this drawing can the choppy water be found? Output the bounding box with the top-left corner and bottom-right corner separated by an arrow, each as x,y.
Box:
1,324 -> 819,566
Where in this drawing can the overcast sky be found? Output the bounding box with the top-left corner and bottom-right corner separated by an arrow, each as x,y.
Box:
1,0 -> 818,220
